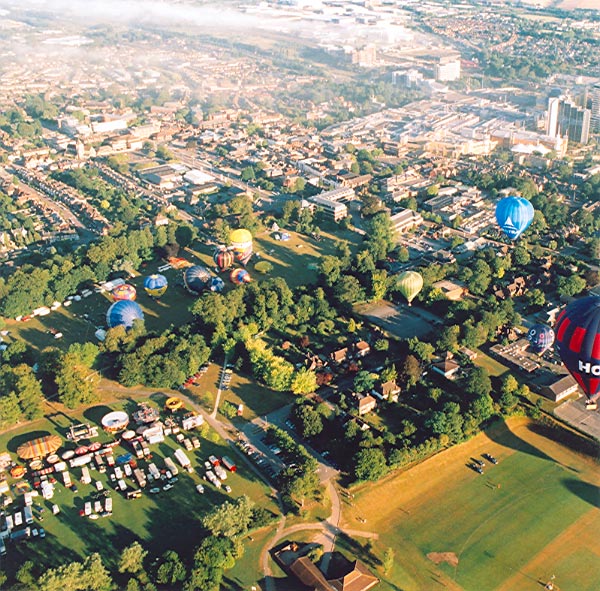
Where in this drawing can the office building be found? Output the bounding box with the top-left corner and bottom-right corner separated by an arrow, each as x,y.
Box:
591,82 -> 600,132
546,96 -> 591,144
434,55 -> 461,82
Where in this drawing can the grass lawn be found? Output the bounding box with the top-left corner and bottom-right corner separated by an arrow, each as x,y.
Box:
342,417 -> 600,591
473,350 -> 509,377
224,525 -> 277,591
183,362 -> 292,421
0,398 -> 278,576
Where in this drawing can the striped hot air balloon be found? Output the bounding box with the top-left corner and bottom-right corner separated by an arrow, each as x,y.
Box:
183,265 -> 211,295
213,247 -> 235,272
112,284 -> 137,301
229,228 -> 253,265
555,296 -> 600,402
106,300 -> 144,329
230,268 -> 252,285
397,271 -> 423,306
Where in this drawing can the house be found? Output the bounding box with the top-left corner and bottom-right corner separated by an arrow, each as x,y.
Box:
539,373 -> 579,402
459,347 -> 478,361
354,341 -> 371,358
329,560 -> 380,591
274,541 -> 379,591
355,393 -> 377,416
372,380 -> 401,402
431,352 -> 461,379
331,348 -> 349,364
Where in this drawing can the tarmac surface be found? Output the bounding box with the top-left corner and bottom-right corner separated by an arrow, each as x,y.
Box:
554,396 -> 600,441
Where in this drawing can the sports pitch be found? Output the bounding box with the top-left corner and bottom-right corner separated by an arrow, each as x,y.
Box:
343,418 -> 600,591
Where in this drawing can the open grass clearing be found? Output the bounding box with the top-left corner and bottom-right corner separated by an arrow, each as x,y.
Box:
472,350 -> 509,377
342,417 -> 600,591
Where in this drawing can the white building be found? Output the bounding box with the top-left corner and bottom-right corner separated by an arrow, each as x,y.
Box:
434,55 -> 461,82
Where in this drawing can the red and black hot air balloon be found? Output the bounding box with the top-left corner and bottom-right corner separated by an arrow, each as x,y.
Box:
555,296 -> 600,402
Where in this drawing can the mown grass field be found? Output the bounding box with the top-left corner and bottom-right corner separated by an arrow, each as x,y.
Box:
341,418 -> 600,591
0,396 -> 278,576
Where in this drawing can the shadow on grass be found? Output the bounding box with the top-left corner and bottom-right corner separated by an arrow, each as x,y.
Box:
83,404 -> 116,425
561,478 -> 600,508
484,418 -> 558,463
527,421 -> 600,462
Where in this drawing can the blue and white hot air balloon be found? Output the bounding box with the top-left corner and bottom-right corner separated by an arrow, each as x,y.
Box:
106,300 -> 144,329
495,196 -> 534,240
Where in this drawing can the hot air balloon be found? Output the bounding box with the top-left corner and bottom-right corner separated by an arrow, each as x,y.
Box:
106,300 -> 144,329
144,274 -> 168,298
527,324 -> 555,355
230,268 -> 252,285
183,265 -> 211,295
397,271 -> 423,306
555,296 -> 600,402
112,284 -> 136,301
210,277 -> 225,292
229,228 -> 253,265
213,247 -> 235,272
495,196 -> 534,240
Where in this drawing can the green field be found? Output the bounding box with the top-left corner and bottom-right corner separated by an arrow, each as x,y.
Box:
343,418 -> 600,591
0,397 -> 278,575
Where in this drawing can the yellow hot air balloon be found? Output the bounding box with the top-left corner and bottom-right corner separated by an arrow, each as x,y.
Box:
229,228 -> 253,265
397,271 -> 423,306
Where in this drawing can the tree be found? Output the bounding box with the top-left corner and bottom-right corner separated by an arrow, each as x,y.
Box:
175,225 -> 195,248
56,353 -> 100,408
119,541 -> 148,574
81,553 -> 113,591
201,495 -> 254,538
294,404 -> 324,438
290,368 -> 318,395
353,370 -> 376,393
399,355 -> 421,388
353,448 -> 387,481
380,365 -> 397,383
155,551 -> 187,586
463,367 -> 492,399
365,213 -> 396,261
333,275 -> 365,308
557,274 -> 586,298
407,338 -> 435,362
426,402 -> 464,442
241,166 -> 255,182
436,325 -> 460,353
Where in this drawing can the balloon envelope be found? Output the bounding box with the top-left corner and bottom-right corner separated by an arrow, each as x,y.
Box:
495,196 -> 534,240
112,284 -> 136,301
397,271 -> 423,304
230,268 -> 251,285
213,248 -> 235,271
229,228 -> 253,265
184,265 -> 211,295
527,324 -> 555,354
144,274 -> 168,298
555,296 -> 600,401
106,300 -> 144,329
210,277 -> 225,292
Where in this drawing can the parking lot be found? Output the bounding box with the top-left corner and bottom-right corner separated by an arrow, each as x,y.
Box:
555,397 -> 600,441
